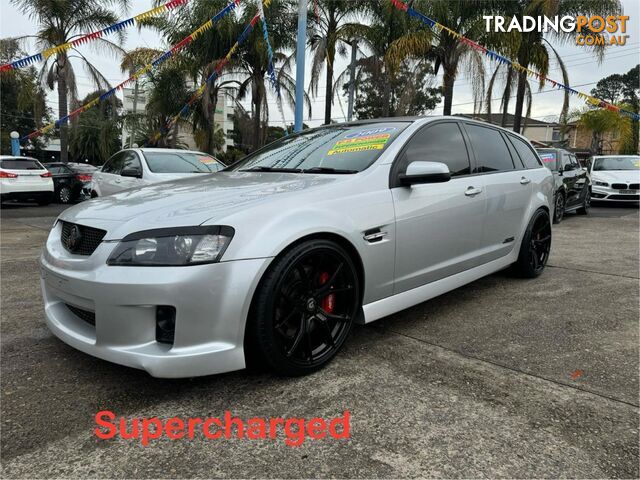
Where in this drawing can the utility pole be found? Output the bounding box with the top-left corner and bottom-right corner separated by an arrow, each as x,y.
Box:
294,0 -> 308,133
347,40 -> 357,122
130,79 -> 140,148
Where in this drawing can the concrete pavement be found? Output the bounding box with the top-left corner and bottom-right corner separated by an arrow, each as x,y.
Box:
1,203 -> 638,478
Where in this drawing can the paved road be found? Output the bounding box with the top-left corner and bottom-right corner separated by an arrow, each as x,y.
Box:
1,202 -> 638,478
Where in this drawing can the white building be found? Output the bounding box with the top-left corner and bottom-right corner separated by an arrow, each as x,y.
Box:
121,85 -> 234,152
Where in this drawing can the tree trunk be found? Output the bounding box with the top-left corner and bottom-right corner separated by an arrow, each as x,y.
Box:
324,41 -> 335,125
253,85 -> 262,150
512,70 -> 527,134
130,80 -> 139,148
442,63 -> 455,116
57,54 -> 69,163
208,89 -> 218,154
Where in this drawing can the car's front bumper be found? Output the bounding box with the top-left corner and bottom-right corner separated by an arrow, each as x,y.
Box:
591,186 -> 639,202
40,222 -> 272,378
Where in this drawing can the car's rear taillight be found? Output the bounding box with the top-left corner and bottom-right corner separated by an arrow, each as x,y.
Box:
0,171 -> 18,178
76,174 -> 92,182
40,171 -> 52,178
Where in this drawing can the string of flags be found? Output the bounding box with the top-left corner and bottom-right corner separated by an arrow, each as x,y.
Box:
390,0 -> 640,122
257,0 -> 289,132
149,10 -> 263,145
21,0 -> 242,142
0,0 -> 189,73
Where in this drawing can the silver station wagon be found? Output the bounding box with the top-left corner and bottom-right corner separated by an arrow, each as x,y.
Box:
40,117 -> 554,378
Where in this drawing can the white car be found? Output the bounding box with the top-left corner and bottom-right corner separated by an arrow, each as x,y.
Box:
590,155 -> 640,202
90,148 -> 225,197
0,156 -> 54,205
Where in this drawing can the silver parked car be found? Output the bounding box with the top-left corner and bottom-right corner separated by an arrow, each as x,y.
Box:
90,148 -> 225,197
40,117 -> 554,378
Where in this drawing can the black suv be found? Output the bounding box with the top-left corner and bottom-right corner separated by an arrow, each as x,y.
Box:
536,148 -> 591,223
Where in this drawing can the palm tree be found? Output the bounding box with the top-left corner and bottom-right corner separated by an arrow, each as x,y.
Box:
308,0 -> 368,124
569,105 -> 632,155
501,0 -> 621,134
11,0 -> 128,162
145,65 -> 190,148
387,0 -> 501,116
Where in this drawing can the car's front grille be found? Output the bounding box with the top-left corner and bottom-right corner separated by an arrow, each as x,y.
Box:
630,183 -> 639,190
611,183 -> 628,190
60,221 -> 106,255
65,304 -> 96,326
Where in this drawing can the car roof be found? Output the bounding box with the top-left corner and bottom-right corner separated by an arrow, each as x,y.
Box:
328,115 -> 535,144
592,154 -> 640,158
126,148 -> 215,155
0,155 -> 40,161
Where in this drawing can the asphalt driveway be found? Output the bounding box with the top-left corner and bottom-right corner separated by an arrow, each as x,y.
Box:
1,202 -> 638,478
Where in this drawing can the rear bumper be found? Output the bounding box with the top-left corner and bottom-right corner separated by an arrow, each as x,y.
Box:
40,223 -> 273,377
0,180 -> 54,195
1,191 -> 53,202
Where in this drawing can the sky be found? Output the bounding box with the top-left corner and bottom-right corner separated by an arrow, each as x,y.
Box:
1,0 -> 639,133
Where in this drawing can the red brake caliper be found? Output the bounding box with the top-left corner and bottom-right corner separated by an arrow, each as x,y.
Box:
318,272 -> 335,314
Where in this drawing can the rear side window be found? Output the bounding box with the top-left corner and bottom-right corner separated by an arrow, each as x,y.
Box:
537,150 -> 558,171
509,136 -> 542,169
1,159 -> 44,170
465,124 -> 515,173
401,122 -> 471,176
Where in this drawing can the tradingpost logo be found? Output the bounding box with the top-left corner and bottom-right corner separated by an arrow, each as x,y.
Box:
483,15 -> 630,46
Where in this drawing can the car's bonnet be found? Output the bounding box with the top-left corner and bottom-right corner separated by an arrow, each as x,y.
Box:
591,170 -> 640,183
58,171 -> 343,240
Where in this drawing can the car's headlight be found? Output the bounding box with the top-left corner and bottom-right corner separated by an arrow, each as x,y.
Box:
107,226 -> 234,266
594,181 -> 609,187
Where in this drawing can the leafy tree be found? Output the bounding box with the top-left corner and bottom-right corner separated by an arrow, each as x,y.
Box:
570,105 -> 632,155
308,0 -> 368,124
145,65 -> 190,148
498,0 -> 621,134
0,38 -> 49,154
68,91 -> 122,164
348,61 -> 440,119
11,0 -> 128,162
592,65 -> 639,154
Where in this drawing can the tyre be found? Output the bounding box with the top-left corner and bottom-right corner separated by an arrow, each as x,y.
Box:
553,192 -> 565,224
58,186 -> 72,204
513,208 -> 552,278
90,190 -> 98,198
246,239 -> 361,376
576,189 -> 591,215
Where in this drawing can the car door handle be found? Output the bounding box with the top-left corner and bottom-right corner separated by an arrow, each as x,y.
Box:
464,186 -> 482,196
114,179 -> 121,184
520,177 -> 531,185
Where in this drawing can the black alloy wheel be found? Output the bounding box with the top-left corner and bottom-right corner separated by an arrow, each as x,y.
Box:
247,239 -> 360,376
577,190 -> 591,215
553,193 -> 565,223
514,209 -> 552,278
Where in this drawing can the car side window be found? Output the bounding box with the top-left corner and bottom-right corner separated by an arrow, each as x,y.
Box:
508,135 -> 542,169
465,124 -> 515,173
398,122 -> 471,178
122,152 -> 142,174
561,153 -> 572,170
569,154 -> 579,166
47,166 -> 62,174
102,153 -> 124,174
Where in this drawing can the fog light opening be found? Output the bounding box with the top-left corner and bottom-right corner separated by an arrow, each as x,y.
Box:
156,306 -> 176,345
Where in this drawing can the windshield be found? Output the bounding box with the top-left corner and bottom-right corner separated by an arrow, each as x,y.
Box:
227,123 -> 409,173
143,152 -> 224,173
536,150 -> 558,171
592,156 -> 640,171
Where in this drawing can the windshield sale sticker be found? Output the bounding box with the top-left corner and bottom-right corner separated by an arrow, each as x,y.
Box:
343,127 -> 397,139
328,133 -> 391,155
539,153 -> 555,164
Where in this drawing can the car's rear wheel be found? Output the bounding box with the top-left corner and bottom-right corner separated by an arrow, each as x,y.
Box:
247,239 -> 360,376
58,186 -> 72,204
553,192 -> 565,223
513,209 -> 552,278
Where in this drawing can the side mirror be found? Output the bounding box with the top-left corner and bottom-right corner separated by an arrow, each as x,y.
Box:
399,161 -> 451,186
121,168 -> 142,178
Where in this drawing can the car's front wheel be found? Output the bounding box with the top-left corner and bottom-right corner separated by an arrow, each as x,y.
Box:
577,189 -> 591,215
553,192 -> 565,223
513,208 -> 552,278
247,239 -> 360,376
